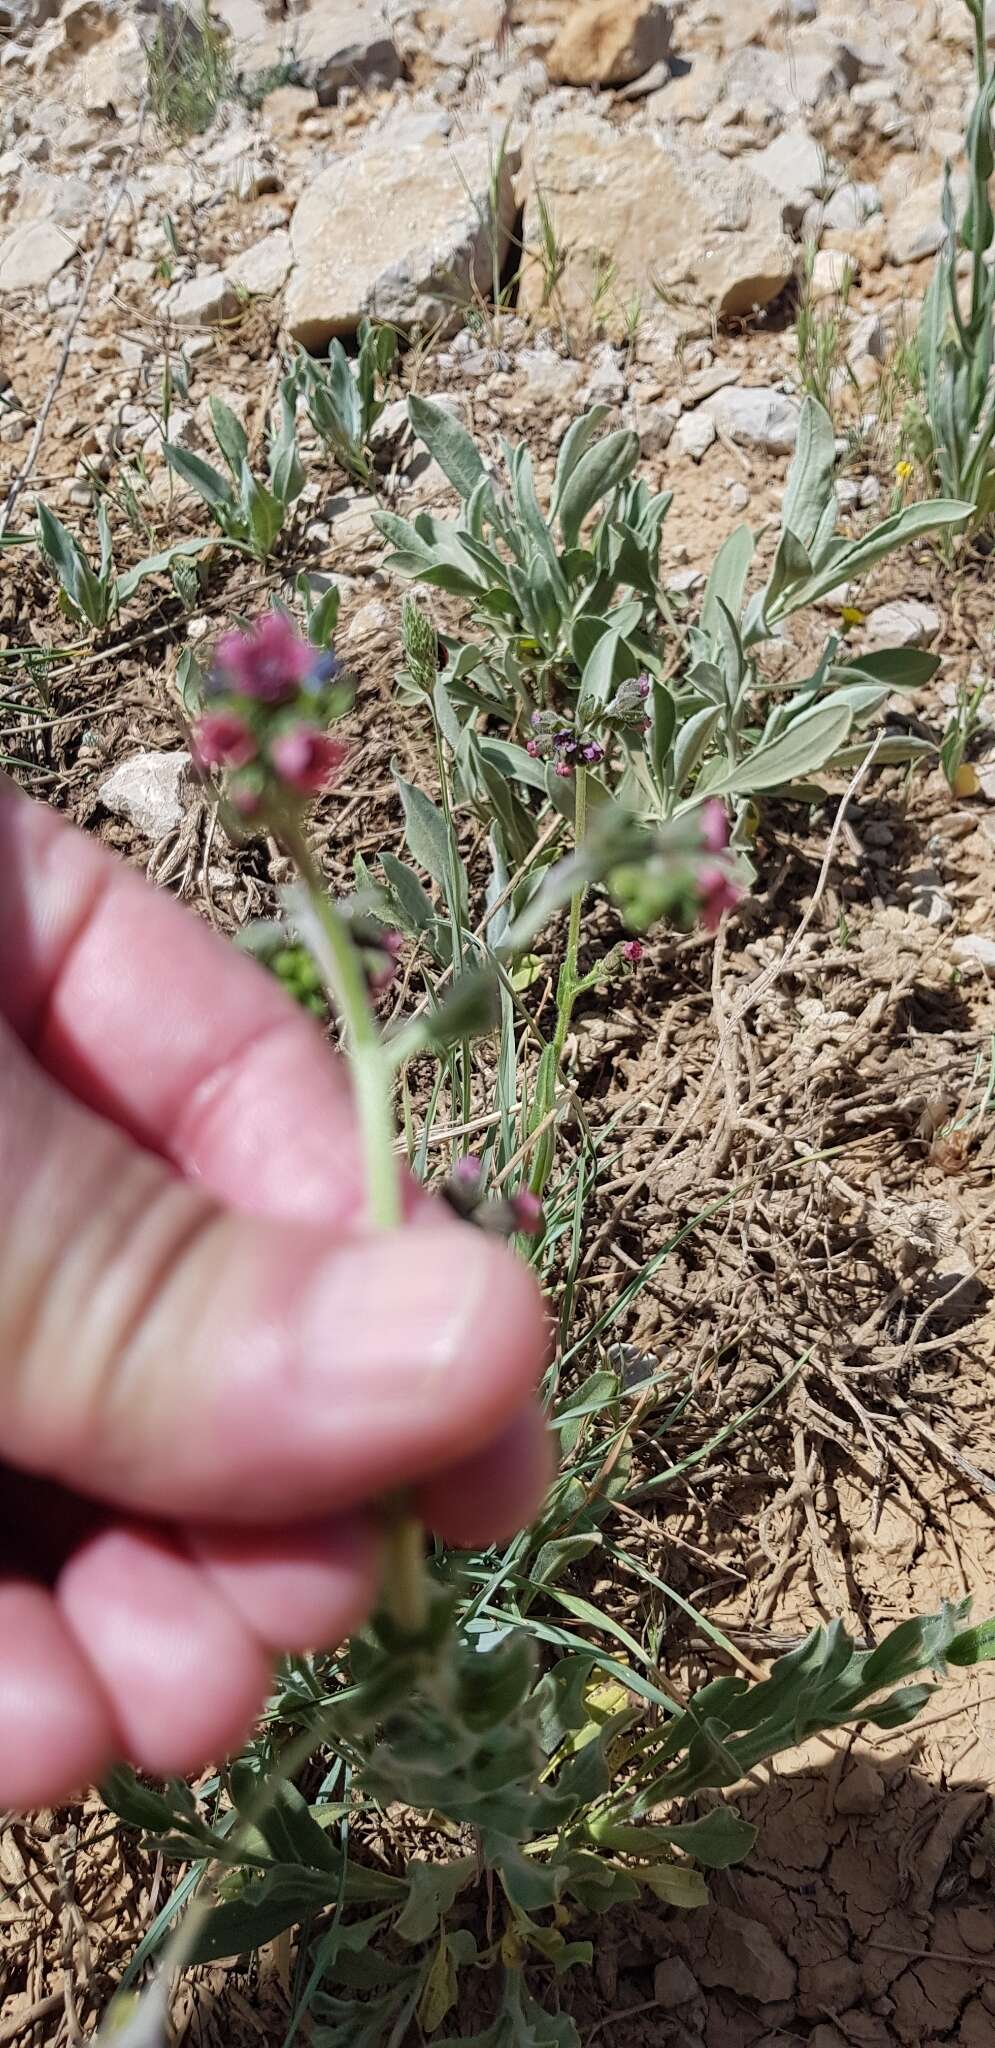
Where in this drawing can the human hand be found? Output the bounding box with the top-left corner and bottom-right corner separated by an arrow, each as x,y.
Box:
0,780 -> 550,1809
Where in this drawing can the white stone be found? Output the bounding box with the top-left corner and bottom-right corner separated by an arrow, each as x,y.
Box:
164,271 -> 239,327
751,127 -> 833,227
701,385 -> 801,453
809,248 -> 853,300
518,115 -> 795,338
887,188 -> 948,266
98,751 -> 191,840
865,598 -> 940,648
0,218 -> 75,291
239,0 -> 400,101
674,408 -> 717,461
226,230 -> 292,298
287,125 -> 518,346
953,934 -> 995,969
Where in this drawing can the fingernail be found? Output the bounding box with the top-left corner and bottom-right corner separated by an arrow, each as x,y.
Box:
295,1228 -> 489,1407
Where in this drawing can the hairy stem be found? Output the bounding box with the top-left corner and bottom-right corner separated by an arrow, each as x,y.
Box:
283,824 -> 426,1631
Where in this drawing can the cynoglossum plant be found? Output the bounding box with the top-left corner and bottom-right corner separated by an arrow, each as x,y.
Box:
34,499 -> 211,635
916,0 -> 995,526
376,397 -> 970,841
294,321 -> 398,488
103,612 -> 994,2048
163,378 -> 304,558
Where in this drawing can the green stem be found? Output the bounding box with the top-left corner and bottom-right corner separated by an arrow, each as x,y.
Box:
551,763 -> 588,1076
283,824 -> 426,1631
530,767 -> 589,1204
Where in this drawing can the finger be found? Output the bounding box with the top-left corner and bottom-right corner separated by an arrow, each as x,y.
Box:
2,1018 -> 549,1521
58,1527 -> 271,1777
187,1513 -> 382,1652
0,781 -> 380,1224
415,1406 -> 555,1547
0,1581 -> 116,1806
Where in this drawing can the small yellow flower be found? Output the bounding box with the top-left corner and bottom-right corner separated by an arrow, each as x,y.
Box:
840,604 -> 865,629
895,459 -> 914,482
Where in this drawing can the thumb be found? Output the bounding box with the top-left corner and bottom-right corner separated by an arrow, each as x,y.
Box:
1,1019 -> 546,1522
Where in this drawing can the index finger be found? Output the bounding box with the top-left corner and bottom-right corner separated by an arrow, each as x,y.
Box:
0,778 -> 378,1225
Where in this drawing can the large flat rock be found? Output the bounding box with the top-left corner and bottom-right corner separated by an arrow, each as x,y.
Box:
286,125 -> 519,346
518,115 -> 795,337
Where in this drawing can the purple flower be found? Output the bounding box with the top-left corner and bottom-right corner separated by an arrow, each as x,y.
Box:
637,675 -> 651,699
508,1188 -> 543,1236
698,864 -> 743,932
526,738 -> 541,757
700,799 -> 730,854
581,742 -> 604,765
192,709 -> 257,770
622,939 -> 643,965
215,613 -> 316,703
269,726 -> 349,794
554,760 -> 573,779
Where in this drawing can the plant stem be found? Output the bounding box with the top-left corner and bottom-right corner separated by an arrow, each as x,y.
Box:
530,766 -> 588,1203
282,823 -> 426,1630
551,763 -> 588,1075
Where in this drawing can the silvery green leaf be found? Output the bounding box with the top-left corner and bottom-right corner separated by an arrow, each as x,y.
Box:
948,1617 -> 995,1667
417,970 -> 499,1053
671,705 -> 721,795
478,737 -> 549,792
433,673 -> 464,750
709,699 -> 854,795
96,498 -> 114,583
305,580 -> 341,648
408,393 -> 487,500
780,396 -> 837,551
240,460 -> 283,556
831,647 -> 940,688
650,680 -> 676,790
578,627 -> 639,714
699,524 -> 755,646
209,396 -> 249,478
557,429 -> 639,551
163,440 -> 233,511
378,851 -> 438,933
827,734 -> 934,769
549,406 -> 608,521
770,498 -> 971,615
393,768 -> 453,894
37,500 -> 85,597
114,537 -> 212,606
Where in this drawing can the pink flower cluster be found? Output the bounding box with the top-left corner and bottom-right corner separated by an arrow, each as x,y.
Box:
696,801 -> 742,931
192,613 -> 349,816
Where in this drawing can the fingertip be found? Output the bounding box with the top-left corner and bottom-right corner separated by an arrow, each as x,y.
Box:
58,1527 -> 270,1777
187,1512 -> 382,1652
0,1580 -> 116,1808
416,1404 -> 555,1547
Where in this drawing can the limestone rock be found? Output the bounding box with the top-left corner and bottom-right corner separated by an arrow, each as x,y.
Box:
287,127 -> 518,346
0,218 -> 75,291
719,34 -> 858,120
865,598 -> 940,647
887,186 -> 948,266
98,751 -> 191,840
953,934 -> 995,969
674,408 -> 716,461
701,384 -> 801,452
240,0 -> 400,103
751,126 -> 834,228
546,0 -> 672,88
164,271 -> 239,326
518,116 -> 795,338
226,230 -> 292,297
